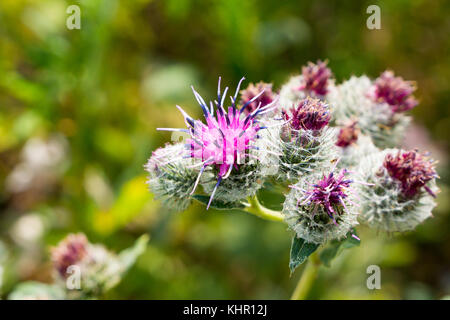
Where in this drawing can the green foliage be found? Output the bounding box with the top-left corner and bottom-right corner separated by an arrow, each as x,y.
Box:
118,234 -> 150,271
289,237 -> 319,273
319,230 -> 360,267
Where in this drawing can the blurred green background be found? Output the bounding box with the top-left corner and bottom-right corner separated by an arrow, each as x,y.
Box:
0,0 -> 449,299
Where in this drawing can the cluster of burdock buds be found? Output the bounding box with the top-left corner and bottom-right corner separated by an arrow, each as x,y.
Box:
146,60 -> 439,249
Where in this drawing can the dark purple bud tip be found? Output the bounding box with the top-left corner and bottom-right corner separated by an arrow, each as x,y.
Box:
373,70 -> 418,113
282,97 -> 330,131
303,168 -> 353,221
384,149 -> 438,198
299,60 -> 332,96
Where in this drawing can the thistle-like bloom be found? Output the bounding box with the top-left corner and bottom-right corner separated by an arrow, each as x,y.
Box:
282,97 -> 331,131
336,121 -> 359,148
299,60 -> 333,96
51,233 -> 88,278
278,60 -> 335,110
278,97 -> 336,181
240,82 -> 275,114
384,149 -> 437,198
303,168 -> 353,222
356,149 -> 439,232
283,162 -> 360,244
158,77 -> 277,208
328,75 -> 411,148
372,70 -> 418,113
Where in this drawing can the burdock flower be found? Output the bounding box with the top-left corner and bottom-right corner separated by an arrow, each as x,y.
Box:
279,60 -> 334,109
372,70 -> 418,113
299,60 -> 333,96
283,162 -> 359,244
282,97 -> 331,131
336,121 -> 359,148
328,75 -> 411,148
157,77 -> 278,208
51,233 -> 88,278
356,149 -> 439,232
240,81 -> 275,115
278,98 -> 336,180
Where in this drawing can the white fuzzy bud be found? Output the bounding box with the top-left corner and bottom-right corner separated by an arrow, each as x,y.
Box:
355,149 -> 438,232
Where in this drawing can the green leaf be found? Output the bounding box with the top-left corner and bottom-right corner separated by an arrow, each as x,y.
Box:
118,234 -> 150,272
289,236 -> 319,273
192,195 -> 246,210
8,281 -> 66,300
318,241 -> 342,267
319,230 -> 360,267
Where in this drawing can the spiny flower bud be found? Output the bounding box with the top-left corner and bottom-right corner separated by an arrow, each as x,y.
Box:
356,149 -> 439,232
278,60 -> 335,109
299,60 -> 333,96
156,77 -> 278,208
51,233 -> 88,278
145,143 -> 198,212
278,98 -> 336,181
283,163 -> 359,244
372,70 -> 418,113
328,75 -> 411,148
282,97 -> 330,131
240,82 -> 275,115
336,121 -> 359,148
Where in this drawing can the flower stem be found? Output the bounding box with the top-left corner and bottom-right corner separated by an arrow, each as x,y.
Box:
244,196 -> 284,222
291,251 -> 321,300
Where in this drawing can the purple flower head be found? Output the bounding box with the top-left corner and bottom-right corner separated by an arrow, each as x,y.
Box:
51,233 -> 88,278
158,77 -> 276,209
336,121 -> 359,148
240,82 -> 275,115
298,60 -> 332,96
384,149 -> 438,198
305,168 -> 352,220
372,70 -> 418,113
290,160 -> 358,226
282,97 -> 330,131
